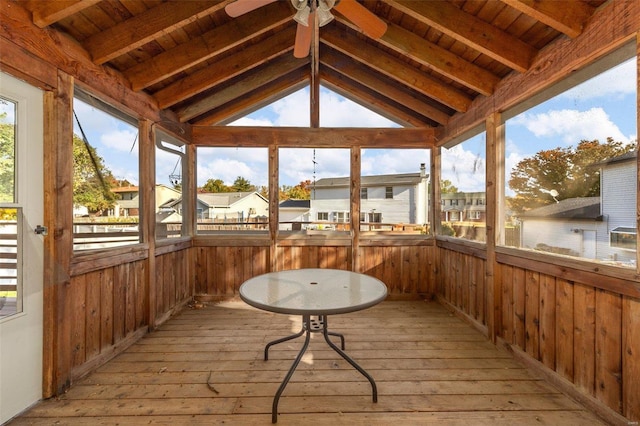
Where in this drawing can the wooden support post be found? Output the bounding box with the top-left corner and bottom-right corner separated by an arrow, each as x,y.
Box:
269,144 -> 278,271
42,70 -> 74,396
430,147 -> 441,237
485,111 -> 504,343
139,119 -> 156,328
351,146 -> 361,272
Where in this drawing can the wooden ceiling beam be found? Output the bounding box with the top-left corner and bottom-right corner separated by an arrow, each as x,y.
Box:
320,68 -> 436,128
500,0 -> 595,38
192,126 -> 435,148
84,1 -> 227,65
125,1 -> 293,91
387,0 -> 536,73
177,55 -> 310,122
321,48 -> 450,125
321,26 -> 472,112
193,71 -> 310,126
154,27 -> 296,109
24,0 -> 100,28
336,17 -> 500,97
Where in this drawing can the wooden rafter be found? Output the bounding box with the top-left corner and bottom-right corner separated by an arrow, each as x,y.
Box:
194,70 -> 310,126
177,54 -> 309,122
154,27 -> 296,109
338,18 -> 501,97
387,0 -> 536,73
321,26 -> 472,112
24,0 -> 100,28
321,49 -> 450,125
500,0 -> 595,39
320,68 -> 436,128
124,1 -> 293,91
84,1 -> 227,65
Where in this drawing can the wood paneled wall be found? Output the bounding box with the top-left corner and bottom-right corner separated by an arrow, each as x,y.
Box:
65,245 -> 193,385
437,240 -> 640,423
192,241 -> 436,300
67,258 -> 148,382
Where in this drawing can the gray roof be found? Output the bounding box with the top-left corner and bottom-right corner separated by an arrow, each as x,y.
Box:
279,199 -> 310,209
520,197 -> 601,220
592,150 -> 637,167
197,191 -> 265,208
315,172 -> 425,188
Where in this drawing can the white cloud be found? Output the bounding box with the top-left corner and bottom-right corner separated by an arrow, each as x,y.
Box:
511,107 -> 631,145
441,144 -> 486,192
561,58 -> 636,101
100,129 -> 139,154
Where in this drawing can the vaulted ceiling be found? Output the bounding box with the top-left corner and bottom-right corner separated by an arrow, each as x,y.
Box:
17,0 -> 606,129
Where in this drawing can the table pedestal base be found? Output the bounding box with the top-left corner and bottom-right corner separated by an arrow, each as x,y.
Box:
265,314 -> 378,423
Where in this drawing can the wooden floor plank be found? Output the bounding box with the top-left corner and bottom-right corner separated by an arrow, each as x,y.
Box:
8,300 -> 607,425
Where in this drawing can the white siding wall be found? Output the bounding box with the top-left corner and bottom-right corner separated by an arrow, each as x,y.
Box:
521,219 -> 604,259
600,160 -> 636,263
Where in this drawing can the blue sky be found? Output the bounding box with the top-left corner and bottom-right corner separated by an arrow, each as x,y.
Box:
68,56 -> 637,192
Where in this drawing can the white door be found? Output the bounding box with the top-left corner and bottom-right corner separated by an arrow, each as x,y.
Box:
0,73 -> 44,423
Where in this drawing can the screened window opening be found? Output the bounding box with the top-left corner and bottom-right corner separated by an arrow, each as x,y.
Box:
72,93 -> 140,251
441,131 -> 487,241
196,147 -> 268,234
503,53 -> 637,268
155,131 -> 185,240
360,149 -> 430,234
279,148 -> 350,233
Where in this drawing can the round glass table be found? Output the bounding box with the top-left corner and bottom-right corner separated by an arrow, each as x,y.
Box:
239,268 -> 388,423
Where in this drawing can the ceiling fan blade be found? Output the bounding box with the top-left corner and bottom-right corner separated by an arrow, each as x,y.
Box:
225,0 -> 277,18
293,18 -> 312,58
334,0 -> 387,39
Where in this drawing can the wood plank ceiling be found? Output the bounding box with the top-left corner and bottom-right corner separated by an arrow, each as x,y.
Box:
17,0 -> 606,129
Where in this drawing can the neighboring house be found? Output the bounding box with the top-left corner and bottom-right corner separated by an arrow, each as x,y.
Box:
278,199 -> 311,230
108,184 -> 182,218
519,151 -> 637,264
441,192 -> 486,222
155,184 -> 182,212
196,191 -> 268,222
110,186 -> 139,217
310,164 -> 429,226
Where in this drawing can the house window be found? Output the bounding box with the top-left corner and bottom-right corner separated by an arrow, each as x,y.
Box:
336,211 -> 349,222
469,211 -> 481,220
72,91 -> 140,251
317,212 -> 329,221
611,227 -> 636,251
385,187 -> 393,199
360,188 -> 368,199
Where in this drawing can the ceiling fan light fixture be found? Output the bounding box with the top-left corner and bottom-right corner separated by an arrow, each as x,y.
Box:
317,7 -> 334,27
293,1 -> 311,27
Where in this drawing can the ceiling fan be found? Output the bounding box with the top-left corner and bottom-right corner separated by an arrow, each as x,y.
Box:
225,0 -> 387,58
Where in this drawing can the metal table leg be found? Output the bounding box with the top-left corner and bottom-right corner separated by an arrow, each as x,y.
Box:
322,315 -> 378,402
267,314 -> 377,423
270,314 -> 312,423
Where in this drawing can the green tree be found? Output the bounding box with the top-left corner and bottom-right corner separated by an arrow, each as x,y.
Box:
73,134 -> 116,214
440,179 -> 459,194
508,138 -> 636,214
280,180 -> 312,200
201,178 -> 231,193
232,176 -> 254,192
0,117 -> 15,203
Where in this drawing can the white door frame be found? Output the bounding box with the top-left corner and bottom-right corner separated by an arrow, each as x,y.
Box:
0,72 -> 44,423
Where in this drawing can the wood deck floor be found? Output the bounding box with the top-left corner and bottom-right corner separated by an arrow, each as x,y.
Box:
10,300 -> 606,425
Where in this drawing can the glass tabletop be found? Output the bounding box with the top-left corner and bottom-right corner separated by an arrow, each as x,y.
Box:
239,268 -> 388,315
